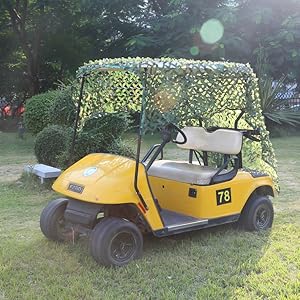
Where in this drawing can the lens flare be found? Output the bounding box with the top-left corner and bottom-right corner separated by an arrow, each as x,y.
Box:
153,90 -> 176,112
190,46 -> 200,56
200,19 -> 224,44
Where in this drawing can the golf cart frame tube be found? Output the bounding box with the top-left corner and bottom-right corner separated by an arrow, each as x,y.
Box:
70,75 -> 85,162
142,144 -> 162,163
134,68 -> 149,210
145,140 -> 168,171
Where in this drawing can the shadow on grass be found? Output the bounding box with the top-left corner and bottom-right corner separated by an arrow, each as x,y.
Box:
0,179 -> 272,298
0,220 -> 272,299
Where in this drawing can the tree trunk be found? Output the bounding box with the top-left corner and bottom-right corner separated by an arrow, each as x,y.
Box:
3,0 -> 42,96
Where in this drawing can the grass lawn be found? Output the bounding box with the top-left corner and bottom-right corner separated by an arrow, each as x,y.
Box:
0,132 -> 299,299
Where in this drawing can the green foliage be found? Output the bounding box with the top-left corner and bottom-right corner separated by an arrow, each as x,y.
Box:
32,111 -> 134,168
126,0 -> 227,58
83,112 -> 131,139
72,113 -> 133,163
19,171 -> 55,191
73,131 -> 108,162
24,90 -> 60,134
25,88 -> 76,134
108,139 -> 135,159
2,0 -> 300,98
0,5 -> 27,99
49,87 -> 76,127
258,75 -> 300,127
268,124 -> 300,138
34,125 -> 72,167
223,1 -> 300,82
3,0 -> 300,99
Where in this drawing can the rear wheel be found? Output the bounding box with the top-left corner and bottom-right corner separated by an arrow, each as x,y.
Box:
241,196 -> 274,231
89,217 -> 143,267
40,198 -> 76,242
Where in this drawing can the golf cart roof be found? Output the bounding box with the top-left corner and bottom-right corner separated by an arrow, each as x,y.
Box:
74,57 -> 278,188
77,58 -> 252,78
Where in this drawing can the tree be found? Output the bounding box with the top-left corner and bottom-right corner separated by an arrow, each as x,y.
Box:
126,0 -> 229,58
2,0 -> 46,95
2,0 -> 300,99
223,0 -> 300,82
0,0 -> 150,96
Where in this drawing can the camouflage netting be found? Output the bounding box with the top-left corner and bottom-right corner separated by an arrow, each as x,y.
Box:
77,57 -> 278,190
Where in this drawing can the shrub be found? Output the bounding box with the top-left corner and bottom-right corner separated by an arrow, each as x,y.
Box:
49,87 -> 76,127
34,113 -> 134,167
83,112 -> 131,134
72,133 -> 135,163
71,113 -> 133,162
35,125 -> 72,167
258,75 -> 300,129
25,88 -> 75,134
108,139 -> 135,159
25,90 -> 60,134
268,123 -> 300,138
72,131 -> 110,162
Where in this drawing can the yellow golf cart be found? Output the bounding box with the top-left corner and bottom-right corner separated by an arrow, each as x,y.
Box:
40,59 -> 276,267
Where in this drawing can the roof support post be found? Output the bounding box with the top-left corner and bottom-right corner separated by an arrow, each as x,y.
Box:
134,68 -> 149,210
70,75 -> 85,163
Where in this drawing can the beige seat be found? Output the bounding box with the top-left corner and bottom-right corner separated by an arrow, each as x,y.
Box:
176,127 -> 243,154
147,127 -> 243,185
148,160 -> 227,185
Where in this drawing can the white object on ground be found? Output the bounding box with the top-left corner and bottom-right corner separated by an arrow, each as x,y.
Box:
32,164 -> 61,184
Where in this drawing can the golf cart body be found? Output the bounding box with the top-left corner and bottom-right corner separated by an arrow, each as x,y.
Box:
53,128 -> 275,236
41,58 -> 277,266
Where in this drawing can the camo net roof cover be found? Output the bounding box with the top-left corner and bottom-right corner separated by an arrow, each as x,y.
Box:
77,57 -> 278,189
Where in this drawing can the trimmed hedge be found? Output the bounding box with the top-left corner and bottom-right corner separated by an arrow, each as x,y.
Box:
34,113 -> 134,168
25,87 -> 76,134
72,113 -> 133,163
49,86 -> 76,127
83,112 -> 131,140
25,90 -> 60,134
34,125 -> 72,167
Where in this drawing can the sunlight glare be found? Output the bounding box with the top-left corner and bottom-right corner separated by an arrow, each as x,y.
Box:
200,19 -> 224,44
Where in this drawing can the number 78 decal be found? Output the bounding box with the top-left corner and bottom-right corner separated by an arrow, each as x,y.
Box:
216,188 -> 232,205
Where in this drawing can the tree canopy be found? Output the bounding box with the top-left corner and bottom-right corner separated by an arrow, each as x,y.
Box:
1,0 -> 300,98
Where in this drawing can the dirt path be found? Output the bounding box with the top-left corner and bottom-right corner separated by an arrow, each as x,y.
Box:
0,164 -> 25,182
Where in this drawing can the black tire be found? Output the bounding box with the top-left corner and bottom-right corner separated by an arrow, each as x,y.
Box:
40,198 -> 75,242
241,196 -> 274,231
89,217 -> 143,267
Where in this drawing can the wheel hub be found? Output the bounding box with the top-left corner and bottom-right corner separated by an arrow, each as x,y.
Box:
256,206 -> 270,229
111,232 -> 136,262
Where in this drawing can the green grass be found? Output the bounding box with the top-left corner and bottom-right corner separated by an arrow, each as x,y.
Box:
0,132 -> 35,165
0,133 -> 299,299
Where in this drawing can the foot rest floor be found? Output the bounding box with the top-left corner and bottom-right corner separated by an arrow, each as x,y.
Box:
160,209 -> 207,228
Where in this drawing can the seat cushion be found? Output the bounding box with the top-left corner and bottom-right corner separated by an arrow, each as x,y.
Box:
148,160 -> 226,185
176,127 -> 243,155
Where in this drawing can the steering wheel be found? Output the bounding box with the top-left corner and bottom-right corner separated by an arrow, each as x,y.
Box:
163,123 -> 187,145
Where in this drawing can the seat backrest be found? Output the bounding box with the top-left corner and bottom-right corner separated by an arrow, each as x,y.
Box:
176,127 -> 243,155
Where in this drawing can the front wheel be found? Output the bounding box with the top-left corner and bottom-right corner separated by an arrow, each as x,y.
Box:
241,196 -> 274,231
89,217 -> 143,267
40,198 -> 75,242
